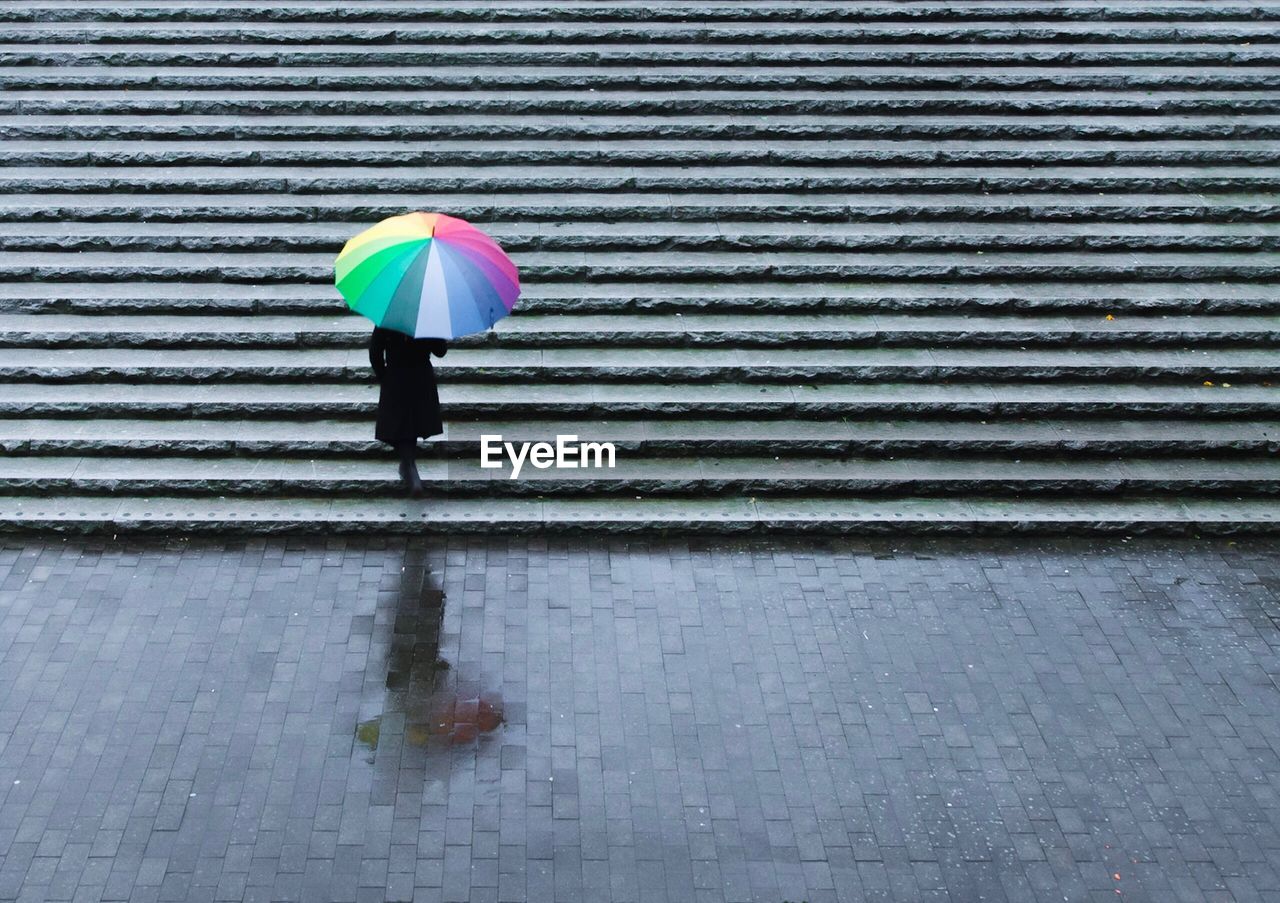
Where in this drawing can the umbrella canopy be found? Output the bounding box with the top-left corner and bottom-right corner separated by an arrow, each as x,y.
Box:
335,212 -> 520,340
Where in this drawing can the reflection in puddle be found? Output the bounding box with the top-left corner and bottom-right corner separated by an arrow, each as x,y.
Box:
357,695 -> 504,750
356,550 -> 502,754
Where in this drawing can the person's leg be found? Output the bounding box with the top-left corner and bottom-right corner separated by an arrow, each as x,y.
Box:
396,439 -> 424,496
396,440 -> 410,480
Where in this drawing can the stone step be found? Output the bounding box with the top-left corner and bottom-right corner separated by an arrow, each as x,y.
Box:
4,250 -> 1278,285
6,44 -> 1279,69
5,66 -> 1278,92
2,313 -> 1276,350
7,220 -> 1277,255
8,2 -> 1280,24
2,347 -> 1274,383
0,494 -> 1273,535
7,113 -> 1279,142
9,89 -> 1280,116
6,193 -> 1271,225
4,0 -> 1273,535
3,163 -> 1277,194
6,281 -> 1275,316
2,418 -> 1274,457
2,454 -> 1276,497
5,138 -> 1279,168
1,381 -> 1273,419
6,22 -> 1279,44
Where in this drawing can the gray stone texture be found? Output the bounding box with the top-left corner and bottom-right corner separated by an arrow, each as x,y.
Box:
1,536 -> 1280,902
0,0 -> 1278,532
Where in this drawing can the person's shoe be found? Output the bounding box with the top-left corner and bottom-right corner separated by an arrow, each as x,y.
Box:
398,459 -> 412,492
407,462 -> 425,498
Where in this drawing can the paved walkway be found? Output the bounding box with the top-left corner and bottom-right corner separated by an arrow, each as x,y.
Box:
1,538 -> 1278,902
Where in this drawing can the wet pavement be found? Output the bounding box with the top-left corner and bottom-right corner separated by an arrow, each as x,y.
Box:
1,537 -> 1279,903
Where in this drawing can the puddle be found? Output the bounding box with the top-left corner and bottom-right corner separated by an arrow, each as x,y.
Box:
355,553 -> 503,756
357,693 -> 504,750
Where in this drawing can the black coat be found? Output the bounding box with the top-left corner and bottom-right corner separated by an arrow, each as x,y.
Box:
368,327 -> 448,445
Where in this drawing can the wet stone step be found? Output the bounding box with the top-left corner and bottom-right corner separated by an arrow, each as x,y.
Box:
0,381 -> 1274,419
4,66 -> 1278,91
4,280 -> 1275,315
5,21 -> 1278,43
4,138 -> 1278,167
1,313 -> 1276,350
7,219 -> 1278,254
8,2 -> 1280,23
1,347 -> 1275,384
1,454 -> 1276,497
7,90 -> 1280,117
7,45 -> 1279,70
5,193 -> 1272,226
1,418 -> 1275,457
3,250 -> 1278,285
2,163 -> 1276,194
0,495 -> 1274,535
6,113 -> 1280,142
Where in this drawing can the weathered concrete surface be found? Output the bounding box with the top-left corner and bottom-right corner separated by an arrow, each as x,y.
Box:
1,2 -> 1278,532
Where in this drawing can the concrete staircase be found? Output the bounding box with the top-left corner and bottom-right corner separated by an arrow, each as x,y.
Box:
1,0 -> 1278,533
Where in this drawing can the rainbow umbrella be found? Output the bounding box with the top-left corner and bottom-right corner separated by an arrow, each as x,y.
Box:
335,212 -> 520,339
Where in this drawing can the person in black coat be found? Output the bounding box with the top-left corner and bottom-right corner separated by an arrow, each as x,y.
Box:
369,326 -> 448,496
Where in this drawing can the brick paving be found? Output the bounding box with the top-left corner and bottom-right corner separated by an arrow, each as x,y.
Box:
1,537 -> 1279,903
